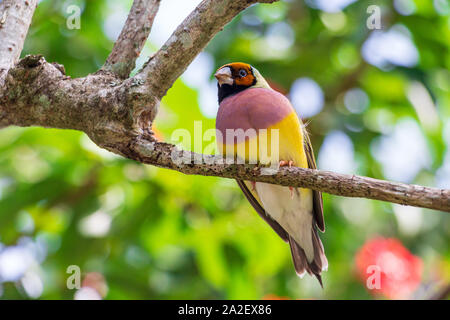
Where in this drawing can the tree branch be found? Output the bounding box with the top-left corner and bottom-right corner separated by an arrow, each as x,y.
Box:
124,141 -> 450,213
0,0 -> 37,86
0,0 -> 448,213
101,0 -> 161,79
137,0 -> 279,98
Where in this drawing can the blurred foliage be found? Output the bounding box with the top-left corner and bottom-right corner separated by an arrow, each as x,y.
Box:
0,0 -> 449,299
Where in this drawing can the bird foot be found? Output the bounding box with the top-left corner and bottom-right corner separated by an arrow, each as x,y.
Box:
280,160 -> 295,199
251,181 -> 256,191
289,186 -> 294,199
279,160 -> 294,168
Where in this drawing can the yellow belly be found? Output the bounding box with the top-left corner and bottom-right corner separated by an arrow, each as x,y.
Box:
217,111 -> 312,199
217,111 -> 308,168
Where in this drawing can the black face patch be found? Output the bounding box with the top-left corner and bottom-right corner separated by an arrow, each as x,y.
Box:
217,66 -> 257,103
217,83 -> 249,104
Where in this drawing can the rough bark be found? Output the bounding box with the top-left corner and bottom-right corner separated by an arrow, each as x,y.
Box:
138,0 -> 278,98
126,141 -> 450,212
0,0 -> 38,86
0,0 -> 448,213
101,0 -> 161,79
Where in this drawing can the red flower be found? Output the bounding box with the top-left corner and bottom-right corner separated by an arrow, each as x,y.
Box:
355,237 -> 423,299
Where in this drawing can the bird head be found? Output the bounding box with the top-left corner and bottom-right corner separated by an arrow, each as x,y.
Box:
214,62 -> 270,103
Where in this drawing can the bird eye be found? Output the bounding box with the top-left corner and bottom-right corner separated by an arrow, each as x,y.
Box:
239,69 -> 247,78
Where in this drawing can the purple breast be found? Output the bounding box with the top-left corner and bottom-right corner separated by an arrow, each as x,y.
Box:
216,87 -> 294,144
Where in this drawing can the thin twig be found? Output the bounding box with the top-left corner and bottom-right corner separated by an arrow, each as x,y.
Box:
137,0 -> 279,98
101,0 -> 161,78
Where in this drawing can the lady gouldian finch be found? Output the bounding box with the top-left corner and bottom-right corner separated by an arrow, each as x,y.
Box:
214,62 -> 328,286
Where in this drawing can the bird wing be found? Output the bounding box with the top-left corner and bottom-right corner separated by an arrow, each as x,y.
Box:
302,126 -> 325,232
236,180 -> 289,242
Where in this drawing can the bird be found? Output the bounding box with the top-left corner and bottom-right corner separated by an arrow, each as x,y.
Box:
214,62 -> 328,286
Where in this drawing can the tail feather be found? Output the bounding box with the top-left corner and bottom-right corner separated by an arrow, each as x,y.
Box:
288,228 -> 327,288
312,227 -> 328,271
289,236 -> 308,278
